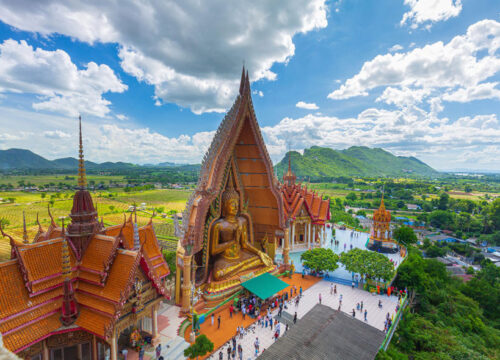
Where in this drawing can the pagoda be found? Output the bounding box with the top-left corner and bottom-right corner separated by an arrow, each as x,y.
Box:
176,67 -> 285,312
0,118 -> 170,360
280,155 -> 330,251
367,196 -> 398,253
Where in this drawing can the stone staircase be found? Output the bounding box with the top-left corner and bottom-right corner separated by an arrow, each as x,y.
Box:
162,336 -> 190,360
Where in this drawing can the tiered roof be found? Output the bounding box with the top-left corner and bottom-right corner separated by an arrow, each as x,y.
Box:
280,158 -> 330,225
0,119 -> 170,354
373,196 -> 391,223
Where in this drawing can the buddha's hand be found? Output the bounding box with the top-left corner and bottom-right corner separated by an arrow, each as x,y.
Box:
258,251 -> 273,267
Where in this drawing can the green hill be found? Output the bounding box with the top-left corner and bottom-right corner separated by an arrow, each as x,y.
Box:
274,146 -> 439,179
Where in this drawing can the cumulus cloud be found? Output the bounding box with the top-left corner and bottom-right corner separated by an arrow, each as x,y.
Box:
328,20 -> 500,101
0,39 -> 127,117
296,101 -> 319,110
0,0 -> 328,114
442,82 -> 500,103
253,90 -> 264,97
388,44 -> 403,52
401,0 -> 462,29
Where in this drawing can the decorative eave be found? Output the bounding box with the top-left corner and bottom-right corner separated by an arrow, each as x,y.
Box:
100,235 -> 121,285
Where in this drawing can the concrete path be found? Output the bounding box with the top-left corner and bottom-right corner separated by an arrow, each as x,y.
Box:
206,278 -> 399,359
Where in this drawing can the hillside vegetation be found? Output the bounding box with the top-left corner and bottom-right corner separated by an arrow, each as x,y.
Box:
274,146 -> 439,179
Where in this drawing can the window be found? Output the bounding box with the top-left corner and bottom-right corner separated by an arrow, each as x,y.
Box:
50,348 -> 62,360
30,354 -> 42,360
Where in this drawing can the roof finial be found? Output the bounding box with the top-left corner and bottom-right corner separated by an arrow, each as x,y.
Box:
36,213 -> 42,232
77,115 -> 87,189
22,211 -> 29,244
239,64 -> 246,95
48,204 -> 56,227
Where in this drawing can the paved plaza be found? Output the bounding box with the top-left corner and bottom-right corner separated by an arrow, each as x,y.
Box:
206,278 -> 399,360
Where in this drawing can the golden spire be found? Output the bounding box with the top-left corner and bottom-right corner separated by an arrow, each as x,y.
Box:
77,115 -> 87,189
61,219 -> 71,278
22,211 -> 28,244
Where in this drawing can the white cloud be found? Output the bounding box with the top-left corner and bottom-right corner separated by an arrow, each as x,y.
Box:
115,114 -> 128,121
43,130 -> 70,139
376,87 -> 431,107
296,101 -> 319,110
401,0 -> 462,29
0,39 -> 127,117
328,20 -> 500,100
442,82 -> 500,102
253,90 -> 264,97
0,0 -> 328,114
388,44 -> 403,52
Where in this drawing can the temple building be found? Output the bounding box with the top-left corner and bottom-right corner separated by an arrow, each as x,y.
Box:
0,119 -> 170,360
367,196 -> 398,253
280,157 -> 330,251
175,67 -> 286,313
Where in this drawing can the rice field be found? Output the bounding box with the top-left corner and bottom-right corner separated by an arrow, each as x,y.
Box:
0,188 -> 189,260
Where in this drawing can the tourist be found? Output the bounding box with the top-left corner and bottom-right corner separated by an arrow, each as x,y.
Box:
242,306 -> 246,320
121,349 -> 128,360
364,309 -> 368,321
344,243 -> 347,250
232,346 -> 236,359
270,317 -> 273,330
378,300 -> 382,309
319,293 -> 322,304
274,330 -> 279,341
356,303 -> 360,310
156,344 -> 162,359
286,323 -> 289,332
352,309 -> 355,318
361,301 -> 363,311
254,337 -> 260,356
330,283 -> 334,295
138,348 -> 145,360
334,285 -> 337,295
227,345 -> 231,360
300,286 -> 303,297
211,313 -> 215,326
219,350 -> 223,360
232,336 -> 236,350
218,315 -> 221,329
237,344 -> 243,360
230,304 -> 233,318
104,347 -> 110,360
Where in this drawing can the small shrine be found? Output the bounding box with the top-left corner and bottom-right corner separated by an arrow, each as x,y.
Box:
280,155 -> 330,251
367,196 -> 398,253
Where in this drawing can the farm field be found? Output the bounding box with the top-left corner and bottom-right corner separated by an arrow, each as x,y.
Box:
0,174 -> 126,187
0,188 -> 191,260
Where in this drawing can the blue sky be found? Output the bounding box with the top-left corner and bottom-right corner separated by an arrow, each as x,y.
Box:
0,0 -> 499,171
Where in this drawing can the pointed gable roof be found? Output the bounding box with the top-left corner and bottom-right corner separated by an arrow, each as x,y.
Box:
182,67 -> 284,253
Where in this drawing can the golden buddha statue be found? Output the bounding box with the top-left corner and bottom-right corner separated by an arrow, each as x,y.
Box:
210,178 -> 273,281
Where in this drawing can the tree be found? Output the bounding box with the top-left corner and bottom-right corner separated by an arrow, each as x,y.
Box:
162,250 -> 176,279
356,210 -> 367,217
109,205 -> 115,213
300,248 -> 339,274
438,192 -> 449,210
393,226 -> 418,247
464,185 -> 472,193
340,248 -> 394,282
184,334 -> 214,359
40,192 -> 46,200
0,218 -> 10,227
346,192 -> 357,201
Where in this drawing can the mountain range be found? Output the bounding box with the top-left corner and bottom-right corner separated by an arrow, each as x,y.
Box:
274,146 -> 439,178
0,146 -> 439,177
0,149 -> 193,171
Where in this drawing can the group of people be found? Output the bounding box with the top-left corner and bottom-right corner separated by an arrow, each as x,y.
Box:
219,335 -> 244,360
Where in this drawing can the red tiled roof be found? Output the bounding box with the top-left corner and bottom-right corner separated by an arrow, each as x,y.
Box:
281,182 -> 330,224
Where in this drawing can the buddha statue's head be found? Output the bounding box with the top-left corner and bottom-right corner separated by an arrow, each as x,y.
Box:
222,176 -> 240,217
